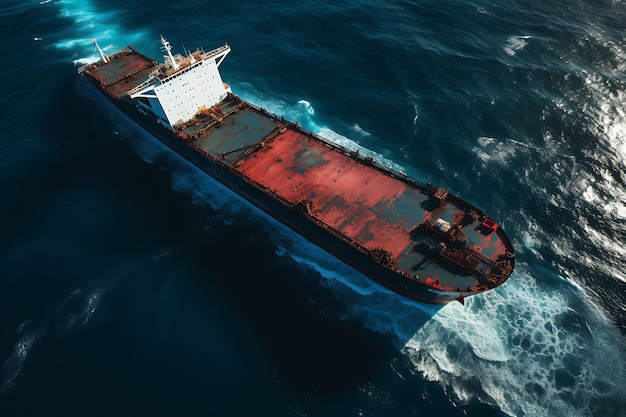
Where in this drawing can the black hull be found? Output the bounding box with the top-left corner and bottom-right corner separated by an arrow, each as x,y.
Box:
78,41 -> 514,304
90,86 -> 468,304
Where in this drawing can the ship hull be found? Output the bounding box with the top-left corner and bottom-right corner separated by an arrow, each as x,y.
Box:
77,42 -> 514,304
88,83 -> 466,304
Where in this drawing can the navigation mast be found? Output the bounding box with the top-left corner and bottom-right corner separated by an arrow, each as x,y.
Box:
92,38 -> 109,63
160,35 -> 178,70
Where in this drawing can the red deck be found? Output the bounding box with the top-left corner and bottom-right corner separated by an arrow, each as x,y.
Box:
233,129 -> 414,257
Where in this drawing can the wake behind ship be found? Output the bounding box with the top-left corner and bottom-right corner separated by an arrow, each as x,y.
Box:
77,36 -> 515,304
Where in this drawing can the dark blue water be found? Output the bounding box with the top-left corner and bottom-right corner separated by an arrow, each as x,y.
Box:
1,1 -> 625,416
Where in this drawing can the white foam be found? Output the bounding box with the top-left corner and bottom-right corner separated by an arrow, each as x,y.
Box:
55,0 -> 148,64
503,36 -> 531,56
1,283 -> 112,391
582,184 -> 598,203
235,88 -> 407,174
411,102 -> 420,127
81,288 -> 102,325
73,56 -> 100,66
297,99 -> 315,115
351,123 -> 371,137
2,324 -> 43,390
235,86 -> 309,126
472,136 -> 520,167
402,265 -> 626,417
477,136 -> 495,147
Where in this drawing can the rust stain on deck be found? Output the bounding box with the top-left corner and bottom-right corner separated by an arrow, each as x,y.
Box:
235,129 -> 413,257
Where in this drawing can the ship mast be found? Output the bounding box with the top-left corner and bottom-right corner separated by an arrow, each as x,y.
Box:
92,38 -> 109,63
160,35 -> 179,70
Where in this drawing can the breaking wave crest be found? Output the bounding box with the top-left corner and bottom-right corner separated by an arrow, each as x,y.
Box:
235,86 -> 407,174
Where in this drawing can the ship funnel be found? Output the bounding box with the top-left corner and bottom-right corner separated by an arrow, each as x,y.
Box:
160,35 -> 179,70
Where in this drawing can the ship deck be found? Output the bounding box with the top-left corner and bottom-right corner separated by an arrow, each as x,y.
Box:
183,96 -> 512,293
80,48 -> 514,297
80,48 -> 157,99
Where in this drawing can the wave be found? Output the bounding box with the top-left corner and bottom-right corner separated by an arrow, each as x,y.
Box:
54,0 -> 148,64
351,123 -> 371,137
1,285 -> 106,391
471,56 -> 626,289
403,264 -> 626,417
234,85 -> 407,174
1,322 -> 42,391
503,35 -> 531,56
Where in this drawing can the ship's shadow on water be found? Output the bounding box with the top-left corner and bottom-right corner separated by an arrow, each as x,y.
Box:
162,185 -> 443,397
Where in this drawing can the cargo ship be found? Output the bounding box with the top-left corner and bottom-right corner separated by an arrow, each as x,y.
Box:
77,36 -> 514,304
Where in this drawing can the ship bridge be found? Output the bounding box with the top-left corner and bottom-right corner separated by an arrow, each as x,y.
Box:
127,36 -> 231,130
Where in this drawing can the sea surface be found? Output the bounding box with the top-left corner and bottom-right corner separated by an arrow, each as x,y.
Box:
1,0 -> 625,416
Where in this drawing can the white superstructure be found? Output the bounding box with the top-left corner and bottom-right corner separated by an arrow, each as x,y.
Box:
128,36 -> 231,129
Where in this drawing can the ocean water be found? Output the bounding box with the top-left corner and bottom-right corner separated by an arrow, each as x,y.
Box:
1,0 -> 625,416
